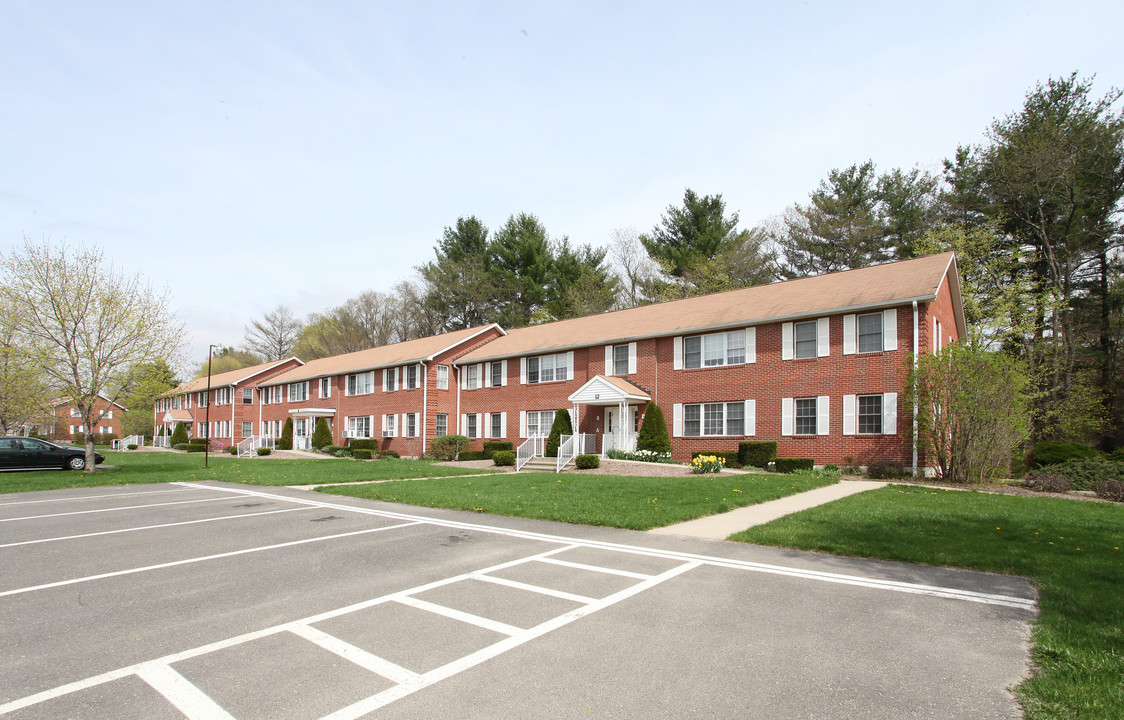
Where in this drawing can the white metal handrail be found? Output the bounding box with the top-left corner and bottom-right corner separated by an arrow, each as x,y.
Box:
153,435 -> 170,448
603,431 -> 639,455
237,436 -> 276,457
557,433 -> 593,472
516,434 -> 545,472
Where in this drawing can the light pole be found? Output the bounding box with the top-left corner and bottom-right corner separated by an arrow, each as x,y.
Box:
204,344 -> 216,468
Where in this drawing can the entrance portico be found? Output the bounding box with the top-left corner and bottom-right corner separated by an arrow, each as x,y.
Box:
568,376 -> 651,455
288,408 -> 335,450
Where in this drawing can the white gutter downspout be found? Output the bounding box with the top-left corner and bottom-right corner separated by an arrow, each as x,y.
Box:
912,301 -> 919,475
455,365 -> 461,435
421,361 -> 428,454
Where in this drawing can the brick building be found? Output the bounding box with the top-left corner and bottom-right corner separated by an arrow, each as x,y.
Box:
155,358 -> 304,445
49,395 -> 127,441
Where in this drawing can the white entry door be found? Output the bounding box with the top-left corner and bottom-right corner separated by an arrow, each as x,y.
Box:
604,406 -> 637,434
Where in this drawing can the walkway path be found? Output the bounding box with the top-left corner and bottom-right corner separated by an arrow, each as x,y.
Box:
649,480 -> 887,540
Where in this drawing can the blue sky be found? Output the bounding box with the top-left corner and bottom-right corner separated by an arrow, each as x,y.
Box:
3,1 -> 1122,370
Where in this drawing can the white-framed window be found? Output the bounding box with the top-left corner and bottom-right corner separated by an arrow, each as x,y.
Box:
384,368 -> 398,392
406,413 -> 418,438
782,319 -> 829,360
606,342 -> 640,375
934,318 -> 943,354
346,416 -> 371,439
347,372 -> 373,396
318,377 -> 331,399
185,394 -> 192,409
105,410 -> 114,419
406,365 -> 418,390
615,344 -> 631,375
465,413 -> 478,439
435,413 -> 448,437
436,365 -> 449,390
99,425 -> 109,434
215,387 -> 233,405
241,421 -> 253,438
781,396 -> 830,436
382,414 -> 397,437
70,408 -> 80,417
681,402 -> 746,436
490,361 -> 504,387
525,353 -> 570,384
197,423 -> 209,438
466,364 -> 480,389
242,387 -> 253,404
685,331 -> 747,369
171,396 -> 182,410
842,393 -> 898,436
288,382 -> 308,402
261,386 -> 283,405
490,412 -> 503,439
843,309 -> 898,355
522,410 -> 557,437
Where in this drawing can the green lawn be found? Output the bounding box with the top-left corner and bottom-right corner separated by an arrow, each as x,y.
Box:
732,485 -> 1124,720
318,471 -> 838,530
0,451 -> 495,493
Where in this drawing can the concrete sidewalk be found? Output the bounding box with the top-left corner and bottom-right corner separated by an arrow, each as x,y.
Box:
649,480 -> 887,540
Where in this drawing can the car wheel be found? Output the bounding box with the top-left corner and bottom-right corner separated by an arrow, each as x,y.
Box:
66,456 -> 86,471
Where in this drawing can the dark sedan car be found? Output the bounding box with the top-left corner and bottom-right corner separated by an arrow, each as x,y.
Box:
0,436 -> 104,471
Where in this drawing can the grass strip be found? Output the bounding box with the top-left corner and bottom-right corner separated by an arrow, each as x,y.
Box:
318,471 -> 838,530
731,485 -> 1124,720
0,451 -> 494,493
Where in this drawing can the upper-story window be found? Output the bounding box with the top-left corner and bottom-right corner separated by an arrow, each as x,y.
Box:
614,344 -> 630,375
466,364 -> 480,389
843,309 -> 898,355
288,382 -> 308,403
197,391 -> 208,408
527,353 -> 568,383
261,385 -> 282,405
794,321 -> 818,359
490,361 -> 504,387
318,378 -> 331,399
347,372 -> 373,396
436,365 -> 449,390
857,313 -> 883,353
214,387 -> 233,405
406,365 -> 418,390
384,368 -> 398,392
242,387 -> 253,404
684,331 -> 746,369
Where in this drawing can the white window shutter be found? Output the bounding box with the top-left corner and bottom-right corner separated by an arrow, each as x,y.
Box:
843,314 -> 856,355
883,393 -> 898,435
400,414 -> 406,438
883,309 -> 898,351
746,399 -> 756,436
933,316 -> 938,354
519,410 -> 527,438
781,398 -> 793,436
817,395 -> 830,435
673,337 -> 683,370
566,351 -> 574,379
746,327 -> 756,363
500,412 -> 507,438
461,414 -> 467,436
672,403 -> 683,438
500,361 -> 507,386
605,345 -> 613,374
483,361 -> 490,387
474,364 -> 482,388
520,357 -> 527,384
843,395 -> 856,436
782,323 -> 794,360
628,342 -> 637,374
475,414 -> 482,439
383,370 -> 389,392
817,318 -> 830,357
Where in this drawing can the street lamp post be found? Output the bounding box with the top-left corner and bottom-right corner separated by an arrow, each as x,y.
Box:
204,344 -> 215,468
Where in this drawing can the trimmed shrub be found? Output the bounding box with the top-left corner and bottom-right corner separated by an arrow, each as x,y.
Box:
458,450 -> 487,461
482,441 -> 514,459
170,423 -> 189,446
377,450 -> 401,459
430,435 -> 470,461
126,444 -> 138,450
278,418 -> 293,450
866,461 -> 907,479
348,438 -> 375,450
1091,480 -> 1124,502
575,453 -> 600,469
1022,472 -> 1074,493
738,441 -> 777,469
225,446 -> 237,455
312,417 -> 332,449
492,450 -> 516,467
545,409 -> 572,458
325,445 -> 347,455
692,450 -> 740,469
1050,457 -> 1124,490
775,457 -> 815,473
352,449 -> 373,460
172,443 -> 190,451
256,447 -> 272,456
1028,440 -> 1097,468
72,432 -> 86,446
185,444 -> 206,453
636,403 -> 672,454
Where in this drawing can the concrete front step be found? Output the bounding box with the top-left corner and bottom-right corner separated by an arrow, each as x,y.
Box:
519,456 -> 573,473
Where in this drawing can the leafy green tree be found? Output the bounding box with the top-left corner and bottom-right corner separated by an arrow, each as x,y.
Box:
312,417 -> 332,449
0,297 -> 50,435
877,167 -> 940,260
170,422 -> 189,446
489,213 -> 553,328
121,360 -> 179,437
641,189 -> 742,278
545,409 -> 573,458
417,216 -> 497,332
646,228 -> 775,301
278,418 -> 294,450
294,291 -> 400,360
636,403 -> 671,454
545,239 -> 618,320
195,348 -> 263,379
905,345 -> 1032,483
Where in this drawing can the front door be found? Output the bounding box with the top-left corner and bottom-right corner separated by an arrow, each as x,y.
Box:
605,406 -> 638,435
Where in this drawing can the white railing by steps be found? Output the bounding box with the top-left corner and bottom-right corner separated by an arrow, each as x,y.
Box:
516,434 -> 545,472
237,436 -> 276,457
118,434 -> 145,449
153,436 -> 170,448
557,433 -> 595,472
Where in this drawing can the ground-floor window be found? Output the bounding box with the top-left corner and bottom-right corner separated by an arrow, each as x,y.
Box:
406,413 -> 417,438
465,414 -> 478,439
683,402 -> 745,436
795,398 -> 818,435
241,421 -> 253,438
490,412 -> 502,439
525,410 -> 556,436
382,414 -> 397,437
435,413 -> 448,437
858,394 -> 883,434
347,416 -> 371,439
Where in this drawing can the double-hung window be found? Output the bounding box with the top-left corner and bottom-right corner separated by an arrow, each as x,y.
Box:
526,353 -> 568,384
614,344 -> 630,375
435,413 -> 448,437
347,372 -> 373,396
843,309 -> 898,355
241,421 -> 253,438
406,365 -> 418,390
263,386 -> 282,404
382,414 -> 397,437
523,410 -> 556,436
681,402 -> 746,436
781,395 -> 830,436
318,378 -> 331,399
842,393 -> 897,436
490,412 -> 503,438
347,416 -> 371,439
436,365 -> 449,390
466,364 -> 480,389
682,330 -> 749,369
858,395 -> 882,434
197,392 -> 208,408
465,414 -> 478,439
490,361 -> 504,387
385,369 -> 397,392
406,413 -> 417,438
242,387 -> 253,404
794,398 -> 818,434
857,313 -> 883,353
288,382 -> 307,402
794,322 -> 818,359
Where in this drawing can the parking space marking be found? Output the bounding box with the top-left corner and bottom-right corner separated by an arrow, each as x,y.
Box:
537,556 -> 653,580
392,596 -> 524,636
180,483 -> 1037,611
288,623 -> 422,686
0,507 -> 311,549
135,663 -> 236,720
0,521 -> 423,599
0,496 -> 234,523
0,487 -> 192,507
471,573 -> 597,604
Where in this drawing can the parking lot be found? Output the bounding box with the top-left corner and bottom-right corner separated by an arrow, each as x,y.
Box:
1,481 -> 1037,719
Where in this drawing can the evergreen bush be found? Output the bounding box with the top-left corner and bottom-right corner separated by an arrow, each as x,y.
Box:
377,450 -> 401,459
170,423 -> 189,446
256,447 -> 271,456
492,451 -> 516,466
738,441 -> 777,468
458,450 -> 486,461
775,457 -> 815,473
545,409 -> 572,458
866,461 -> 907,479
312,417 -> 332,449
279,418 -> 293,450
1028,440 -> 1097,468
348,438 -> 375,450
1049,458 -> 1124,490
482,441 -> 514,458
430,435 -> 469,461
575,454 -> 600,469
351,449 -> 373,460
636,404 -> 671,454
1091,480 -> 1124,502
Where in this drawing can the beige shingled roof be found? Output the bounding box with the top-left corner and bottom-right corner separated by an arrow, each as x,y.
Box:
457,253 -> 961,362
164,357 -> 303,396
262,325 -> 503,385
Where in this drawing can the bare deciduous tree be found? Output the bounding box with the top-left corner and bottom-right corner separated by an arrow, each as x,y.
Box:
243,304 -> 303,361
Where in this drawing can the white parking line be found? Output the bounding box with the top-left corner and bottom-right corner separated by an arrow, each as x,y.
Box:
178,482 -> 1038,611
288,623 -> 422,686
0,488 -> 192,507
0,507 -> 311,549
0,496 -> 233,523
0,521 -> 422,599
472,573 -> 597,604
393,596 -> 524,636
135,663 -> 236,720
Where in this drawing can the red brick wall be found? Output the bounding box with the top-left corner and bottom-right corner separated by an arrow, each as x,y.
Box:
55,399 -> 126,440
